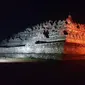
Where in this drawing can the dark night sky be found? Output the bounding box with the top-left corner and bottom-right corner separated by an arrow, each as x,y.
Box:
0,0 -> 85,41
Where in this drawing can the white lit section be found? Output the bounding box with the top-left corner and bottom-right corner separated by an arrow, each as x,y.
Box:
0,59 -> 9,62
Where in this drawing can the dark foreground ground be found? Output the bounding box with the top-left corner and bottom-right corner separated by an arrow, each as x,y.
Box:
0,60 -> 85,85
0,54 -> 85,84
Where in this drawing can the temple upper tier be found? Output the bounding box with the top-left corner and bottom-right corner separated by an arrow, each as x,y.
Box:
65,15 -> 85,44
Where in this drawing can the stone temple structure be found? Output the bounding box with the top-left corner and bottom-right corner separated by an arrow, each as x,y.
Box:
64,15 -> 85,55
1,15 -> 85,60
0,18 -> 67,60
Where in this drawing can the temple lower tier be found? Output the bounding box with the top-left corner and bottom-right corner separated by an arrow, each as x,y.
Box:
63,41 -> 85,60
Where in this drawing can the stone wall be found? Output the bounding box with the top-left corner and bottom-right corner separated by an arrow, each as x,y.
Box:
0,41 -> 65,53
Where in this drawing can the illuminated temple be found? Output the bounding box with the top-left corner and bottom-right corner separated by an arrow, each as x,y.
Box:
64,15 -> 85,59
0,15 -> 85,60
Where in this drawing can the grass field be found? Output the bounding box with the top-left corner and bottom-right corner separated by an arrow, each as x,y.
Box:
0,57 -> 59,62
0,53 -> 63,62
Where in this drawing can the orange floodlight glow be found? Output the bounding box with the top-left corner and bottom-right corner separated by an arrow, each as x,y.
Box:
63,15 -> 85,60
